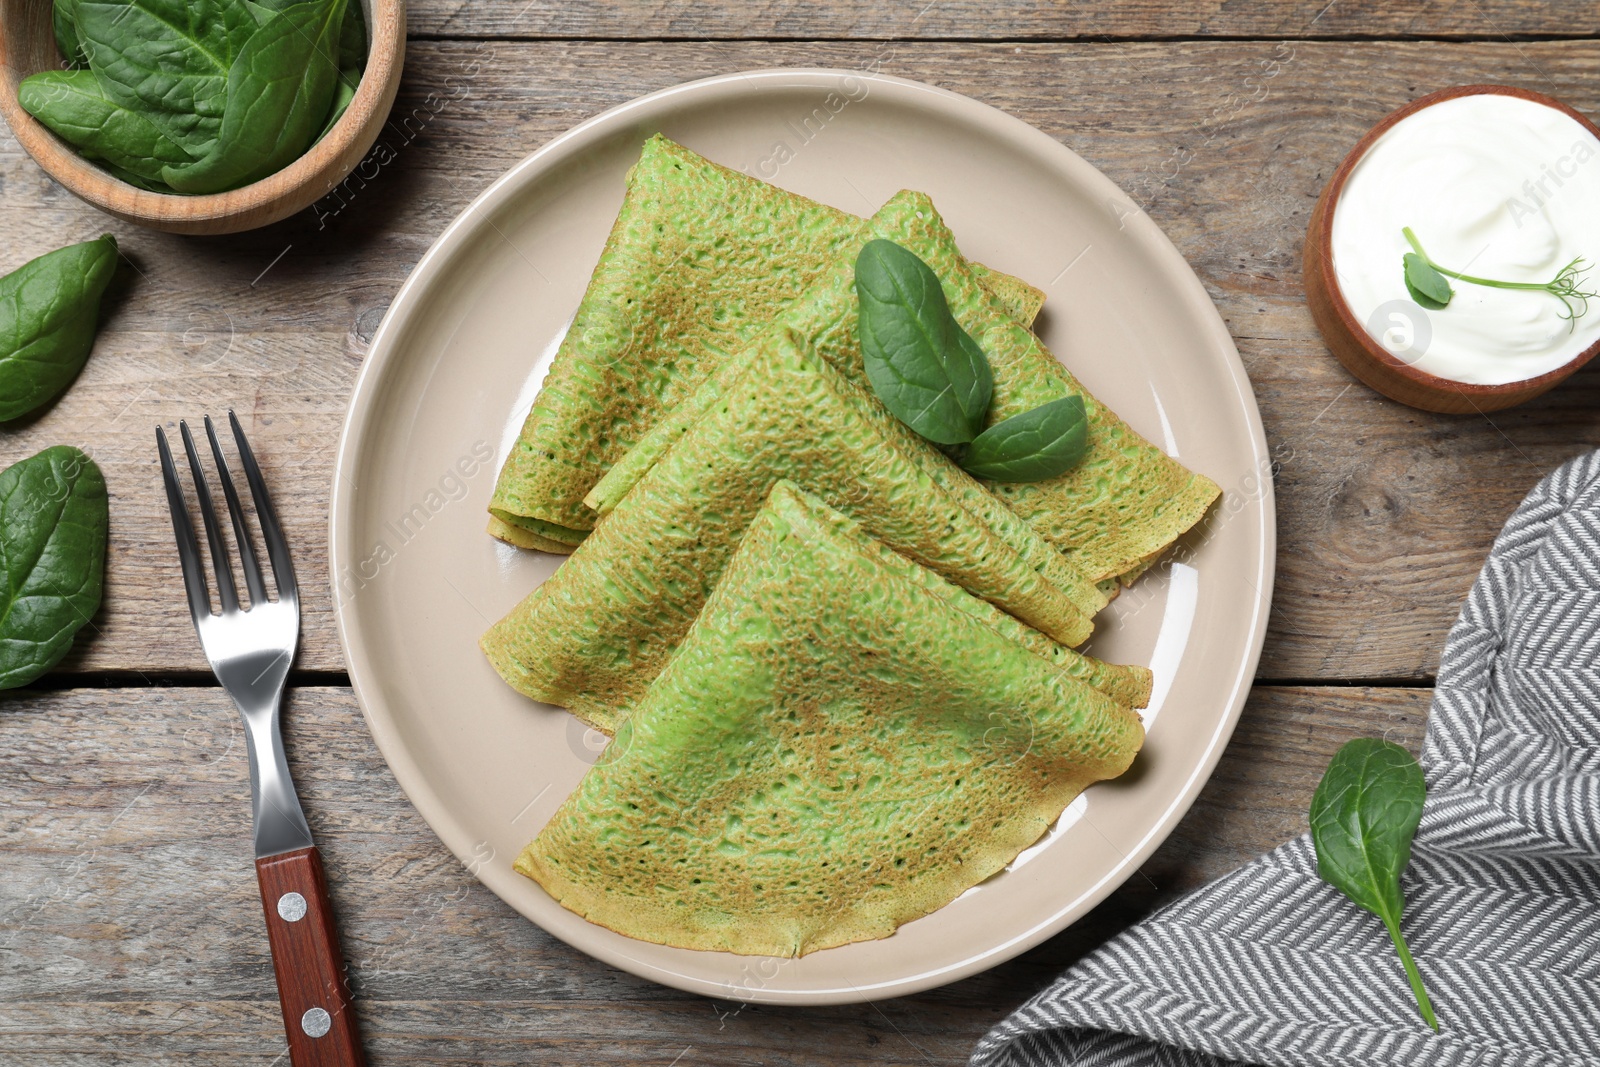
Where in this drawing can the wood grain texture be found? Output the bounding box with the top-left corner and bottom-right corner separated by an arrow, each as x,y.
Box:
1,40 -> 1595,681
255,847 -> 367,1066
0,15 -> 1581,1066
396,0 -> 1596,42
0,684 -> 1429,1064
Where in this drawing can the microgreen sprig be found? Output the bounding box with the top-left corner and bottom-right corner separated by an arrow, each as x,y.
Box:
1401,227 -> 1596,329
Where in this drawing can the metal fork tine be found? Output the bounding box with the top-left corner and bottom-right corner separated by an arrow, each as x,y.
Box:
203,414 -> 269,609
228,410 -> 298,602
156,427 -> 215,623
178,419 -> 239,614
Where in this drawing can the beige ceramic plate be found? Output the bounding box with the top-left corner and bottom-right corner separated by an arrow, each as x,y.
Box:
332,69 -> 1274,1005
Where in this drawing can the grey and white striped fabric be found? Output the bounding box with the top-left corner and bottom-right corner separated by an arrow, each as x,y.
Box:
973,449 -> 1600,1067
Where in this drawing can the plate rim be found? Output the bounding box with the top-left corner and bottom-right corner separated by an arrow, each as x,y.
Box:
331,67 -> 1276,1005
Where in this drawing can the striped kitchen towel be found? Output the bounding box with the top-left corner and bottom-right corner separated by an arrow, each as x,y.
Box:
972,449 -> 1600,1067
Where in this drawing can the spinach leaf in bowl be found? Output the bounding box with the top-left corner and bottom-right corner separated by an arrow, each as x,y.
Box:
321,0 -> 367,137
0,236 -> 119,423
18,70 -> 196,186
0,446 -> 109,690
70,0 -> 256,156
338,0 -> 366,72
317,75 -> 359,142
25,0 -> 367,195
161,0 -> 348,193
53,0 -> 90,67
254,0 -> 365,140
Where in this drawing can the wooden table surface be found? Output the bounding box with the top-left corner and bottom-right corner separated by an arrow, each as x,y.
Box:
5,2 -> 1598,1063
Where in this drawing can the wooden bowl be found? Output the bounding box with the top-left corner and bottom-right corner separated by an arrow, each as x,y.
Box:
1304,84 -> 1600,414
0,0 -> 404,235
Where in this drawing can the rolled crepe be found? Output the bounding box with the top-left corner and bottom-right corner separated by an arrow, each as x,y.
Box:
481,330 -> 1150,731
487,134 -> 1043,551
516,481 -> 1145,957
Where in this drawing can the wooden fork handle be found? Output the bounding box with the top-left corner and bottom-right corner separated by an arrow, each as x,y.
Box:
255,847 -> 367,1067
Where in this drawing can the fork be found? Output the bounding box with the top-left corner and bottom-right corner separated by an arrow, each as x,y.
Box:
158,412 -> 366,1067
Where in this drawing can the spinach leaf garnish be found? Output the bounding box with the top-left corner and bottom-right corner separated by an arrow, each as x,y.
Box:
854,240 -> 1089,482
960,396 -> 1087,481
1309,738 -> 1439,1031
0,236 -> 119,423
0,447 -> 109,690
1401,251 -> 1452,311
855,238 -> 993,445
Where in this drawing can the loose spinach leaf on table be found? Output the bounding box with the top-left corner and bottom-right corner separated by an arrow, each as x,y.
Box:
855,238 -> 994,445
161,0 -> 347,194
0,236 -> 119,423
1309,738 -> 1439,1031
53,0 -> 90,67
959,395 -> 1087,482
0,447 -> 109,690
18,70 -> 195,184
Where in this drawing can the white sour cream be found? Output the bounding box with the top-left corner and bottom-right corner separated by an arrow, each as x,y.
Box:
1331,93 -> 1600,385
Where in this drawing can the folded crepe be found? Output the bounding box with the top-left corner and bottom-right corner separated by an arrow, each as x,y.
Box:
602,323 -> 1111,626
488,134 -> 1043,551
515,481 -> 1146,957
589,190 -> 1220,584
863,197 -> 1220,582
482,332 -> 1152,731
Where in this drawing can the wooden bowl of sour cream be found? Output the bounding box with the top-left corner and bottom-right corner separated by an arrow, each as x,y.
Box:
1305,84 -> 1600,413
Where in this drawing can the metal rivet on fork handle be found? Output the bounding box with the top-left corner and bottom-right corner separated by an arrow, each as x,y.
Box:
301,1007 -> 332,1038
277,892 -> 307,922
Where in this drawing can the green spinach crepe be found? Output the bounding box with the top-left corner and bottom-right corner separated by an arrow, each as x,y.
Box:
588,189 -> 1220,583
516,481 -> 1145,957
487,135 -> 1043,552
492,136 -> 1217,581
481,331 -> 1152,731
863,196 -> 1219,582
